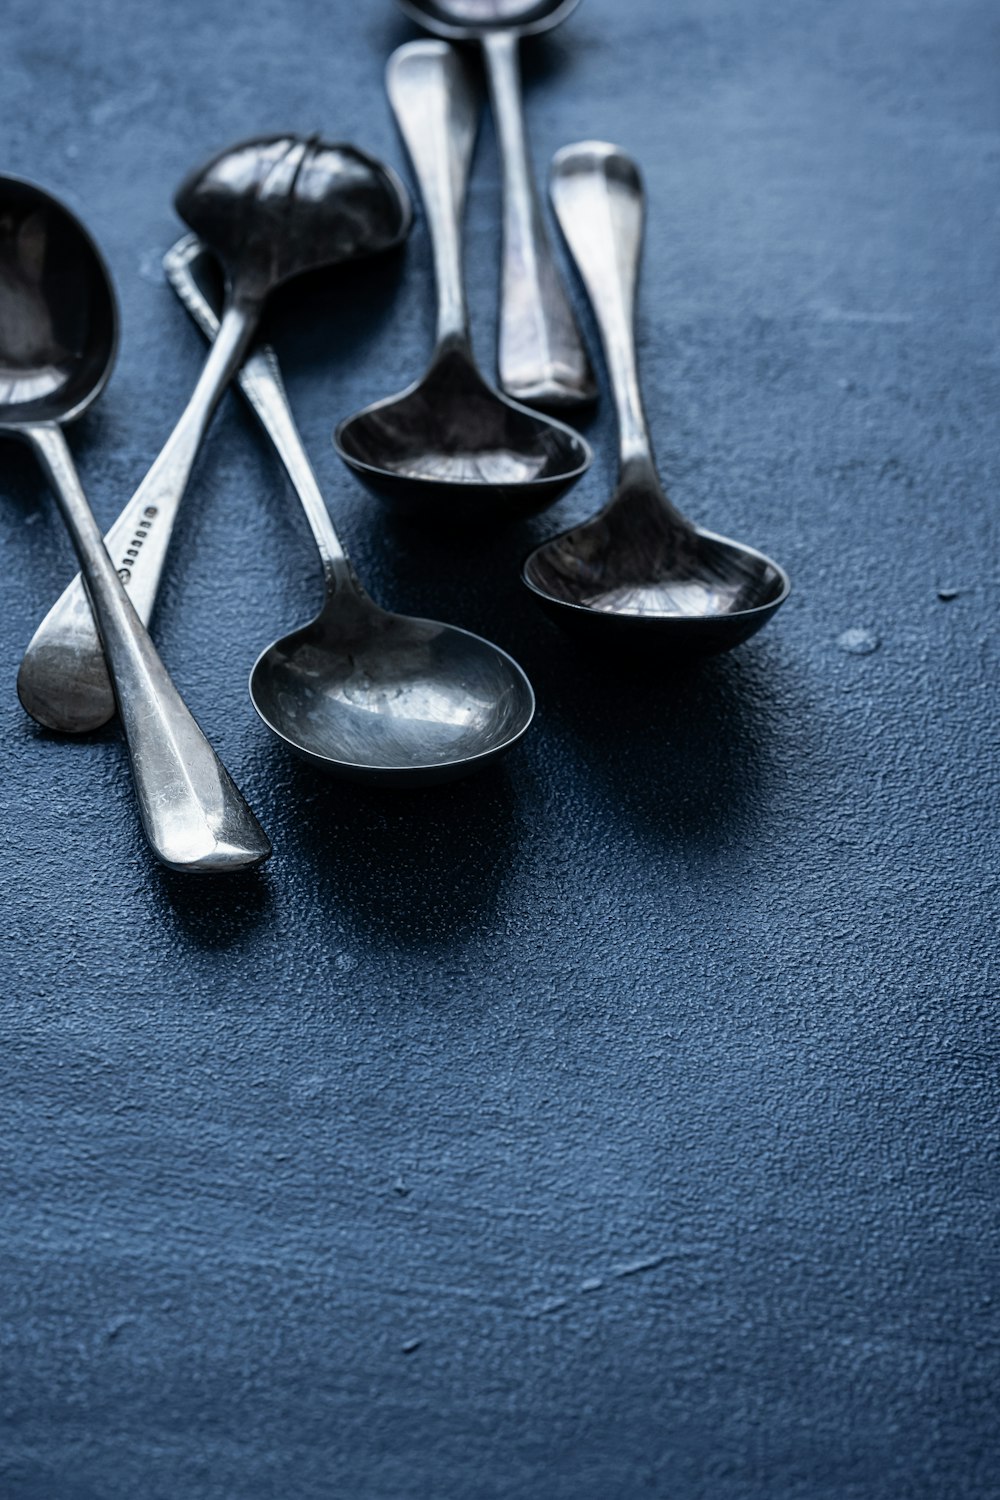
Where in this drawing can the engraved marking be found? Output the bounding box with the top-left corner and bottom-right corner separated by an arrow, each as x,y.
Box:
117,507 -> 160,579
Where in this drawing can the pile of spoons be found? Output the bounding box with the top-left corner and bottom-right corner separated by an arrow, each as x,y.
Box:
0,0 -> 788,873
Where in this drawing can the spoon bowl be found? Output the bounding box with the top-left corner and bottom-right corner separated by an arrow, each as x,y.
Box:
0,175 -> 117,428
335,345 -> 591,520
399,0 -> 582,38
176,136 -> 413,300
251,592 -> 535,786
523,497 -> 789,653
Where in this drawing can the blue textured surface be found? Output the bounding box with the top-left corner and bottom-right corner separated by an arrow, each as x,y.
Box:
1,1 -> 998,1496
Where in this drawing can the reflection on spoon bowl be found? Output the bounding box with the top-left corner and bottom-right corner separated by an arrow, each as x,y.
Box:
251,599 -> 536,786
335,347 -> 591,521
523,505 -> 789,654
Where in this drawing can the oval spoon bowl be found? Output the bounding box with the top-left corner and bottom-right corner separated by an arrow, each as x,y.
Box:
250,609 -> 536,786
523,521 -> 790,654
398,0 -> 583,39
334,349 -> 592,521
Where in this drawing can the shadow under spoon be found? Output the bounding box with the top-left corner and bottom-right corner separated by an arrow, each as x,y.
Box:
397,0 -> 595,410
18,134 -> 412,734
523,143 -> 790,654
164,235 -> 536,786
335,41 -> 590,523
0,175 -> 270,871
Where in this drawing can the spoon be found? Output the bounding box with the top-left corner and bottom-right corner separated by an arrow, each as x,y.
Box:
18,135 -> 412,734
164,234 -> 536,785
397,0 -> 594,410
523,144 -> 790,653
335,41 -> 590,523
0,175 -> 270,871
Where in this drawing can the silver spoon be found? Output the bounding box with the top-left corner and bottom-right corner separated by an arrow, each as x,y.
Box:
0,175 -> 270,872
335,40 -> 591,523
164,234 -> 536,786
523,144 -> 790,653
397,0 -> 594,410
18,136 -> 412,735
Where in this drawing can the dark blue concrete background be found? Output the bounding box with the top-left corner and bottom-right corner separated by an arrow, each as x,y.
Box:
1,0 -> 997,1496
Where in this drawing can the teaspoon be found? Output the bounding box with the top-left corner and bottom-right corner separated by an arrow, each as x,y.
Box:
397,0 -> 595,409
164,235 -> 536,785
0,175 -> 270,871
335,41 -> 591,523
523,144 -> 790,652
18,136 -> 412,734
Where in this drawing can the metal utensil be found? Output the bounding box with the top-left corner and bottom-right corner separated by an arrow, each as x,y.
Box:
336,40 -> 590,523
165,235 -> 536,785
523,144 -> 790,653
0,175 -> 270,871
18,136 -> 412,734
398,0 -> 594,410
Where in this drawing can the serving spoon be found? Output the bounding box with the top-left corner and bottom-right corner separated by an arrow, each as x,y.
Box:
335,41 -> 590,523
397,0 -> 594,410
165,234 -> 535,785
523,144 -> 790,653
0,175 -> 270,871
18,135 -> 412,734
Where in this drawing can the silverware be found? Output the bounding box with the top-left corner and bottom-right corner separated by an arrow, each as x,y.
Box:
398,0 -> 594,410
523,144 -> 790,653
165,235 -> 536,785
18,136 -> 412,735
336,40 -> 591,522
0,176 -> 270,872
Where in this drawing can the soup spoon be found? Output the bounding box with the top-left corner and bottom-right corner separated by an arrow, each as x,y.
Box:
335,41 -> 591,523
164,234 -> 536,785
0,175 -> 270,871
18,135 -> 412,734
523,144 -> 790,653
397,0 -> 594,410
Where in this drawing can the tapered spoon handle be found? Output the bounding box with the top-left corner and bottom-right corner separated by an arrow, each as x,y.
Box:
163,236 -> 350,588
549,141 -> 656,467
386,40 -> 481,353
17,301 -> 258,735
482,30 -> 594,410
24,423 -> 271,873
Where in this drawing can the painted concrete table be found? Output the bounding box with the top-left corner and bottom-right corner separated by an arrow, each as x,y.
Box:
1,0 -> 996,1496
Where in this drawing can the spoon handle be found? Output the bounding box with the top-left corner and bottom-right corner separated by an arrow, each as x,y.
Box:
23,423 -> 270,873
481,30 -> 594,411
162,236 -> 351,588
549,142 -> 659,475
17,301 -> 258,735
386,41 -> 480,354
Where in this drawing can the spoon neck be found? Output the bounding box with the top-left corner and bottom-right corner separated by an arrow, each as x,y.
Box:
434,275 -> 471,351
431,327 -> 473,364
612,451 -> 689,532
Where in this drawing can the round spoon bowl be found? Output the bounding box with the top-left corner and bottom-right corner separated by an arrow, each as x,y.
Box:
335,348 -> 591,521
175,136 -> 412,299
399,0 -> 582,38
523,521 -> 790,655
250,603 -> 536,786
0,176 -> 118,429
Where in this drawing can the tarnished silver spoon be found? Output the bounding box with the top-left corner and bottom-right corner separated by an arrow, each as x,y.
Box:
335,41 -> 590,523
18,135 -> 411,734
0,175 -> 270,872
524,144 -> 790,653
165,235 -> 536,786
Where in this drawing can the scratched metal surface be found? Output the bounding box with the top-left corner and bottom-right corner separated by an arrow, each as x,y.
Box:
1,0 -> 998,1496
